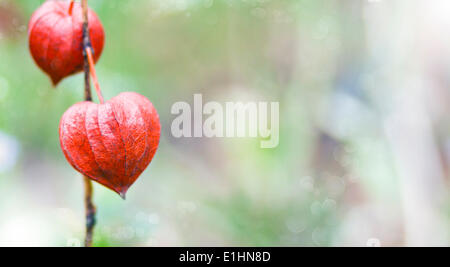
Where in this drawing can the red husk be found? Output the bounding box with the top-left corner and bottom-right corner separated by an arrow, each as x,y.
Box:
59,92 -> 161,197
28,1 -> 105,86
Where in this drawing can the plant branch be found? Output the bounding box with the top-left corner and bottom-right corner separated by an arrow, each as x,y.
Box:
81,0 -> 96,247
83,176 -> 96,247
82,0 -> 91,101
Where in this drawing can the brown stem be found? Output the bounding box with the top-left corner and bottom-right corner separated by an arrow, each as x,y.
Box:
81,0 -> 96,247
83,176 -> 96,247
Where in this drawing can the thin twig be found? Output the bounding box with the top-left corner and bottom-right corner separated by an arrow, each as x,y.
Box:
83,176 -> 96,247
82,1 -> 91,101
81,0 -> 96,247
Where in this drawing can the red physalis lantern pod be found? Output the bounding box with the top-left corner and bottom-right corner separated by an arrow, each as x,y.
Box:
59,92 -> 161,198
28,0 -> 105,86
28,0 -> 161,247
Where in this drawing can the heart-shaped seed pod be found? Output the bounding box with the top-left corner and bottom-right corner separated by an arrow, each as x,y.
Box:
59,92 -> 161,198
28,0 -> 105,86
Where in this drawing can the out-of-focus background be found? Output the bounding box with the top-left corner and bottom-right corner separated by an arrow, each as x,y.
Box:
0,0 -> 449,247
